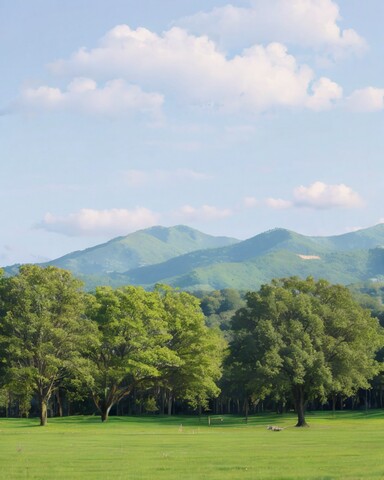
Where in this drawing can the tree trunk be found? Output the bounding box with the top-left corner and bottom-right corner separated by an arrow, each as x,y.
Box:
5,392 -> 9,418
160,389 -> 165,414
167,394 -> 173,415
100,404 -> 112,422
243,398 -> 249,423
56,390 -> 63,417
39,398 -> 48,426
293,387 -> 308,427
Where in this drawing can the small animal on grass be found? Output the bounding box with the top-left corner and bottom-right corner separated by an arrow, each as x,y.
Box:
267,425 -> 284,431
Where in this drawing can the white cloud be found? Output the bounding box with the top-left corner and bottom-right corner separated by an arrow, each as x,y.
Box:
38,208 -> 160,236
175,205 -> 233,222
243,196 -> 258,208
306,77 -> 343,111
124,169 -> 210,187
265,182 -> 363,210
265,198 -> 293,209
48,25 -> 341,114
177,0 -> 366,58
15,78 -> 164,117
293,182 -> 363,209
345,87 -> 384,112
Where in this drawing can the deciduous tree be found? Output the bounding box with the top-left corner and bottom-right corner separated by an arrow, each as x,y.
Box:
86,286 -> 179,422
0,265 -> 97,426
230,277 -> 384,427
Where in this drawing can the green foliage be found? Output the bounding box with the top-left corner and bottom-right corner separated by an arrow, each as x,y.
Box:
155,285 -> 225,409
1,259 -> 384,426
199,289 -> 245,334
86,285 -> 176,420
230,277 -> 384,426
0,387 -> 9,408
86,285 -> 225,420
0,265 -> 98,425
143,396 -> 159,413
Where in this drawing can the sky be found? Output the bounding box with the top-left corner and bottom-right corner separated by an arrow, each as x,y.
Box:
1,0 -> 384,265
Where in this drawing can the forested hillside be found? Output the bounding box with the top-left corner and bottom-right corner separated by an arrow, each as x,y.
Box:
3,224 -> 384,290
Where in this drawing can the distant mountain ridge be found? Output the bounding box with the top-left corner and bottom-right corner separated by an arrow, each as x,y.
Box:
43,225 -> 239,275
3,224 -> 384,291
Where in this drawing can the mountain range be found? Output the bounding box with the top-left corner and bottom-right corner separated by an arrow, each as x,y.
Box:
4,224 -> 384,291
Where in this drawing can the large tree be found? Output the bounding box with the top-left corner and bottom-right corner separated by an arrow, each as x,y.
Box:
0,265 -> 97,426
87,285 -> 225,421
230,277 -> 384,427
86,286 -> 179,422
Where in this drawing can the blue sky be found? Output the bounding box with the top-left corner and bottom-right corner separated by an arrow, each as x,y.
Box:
1,0 -> 384,264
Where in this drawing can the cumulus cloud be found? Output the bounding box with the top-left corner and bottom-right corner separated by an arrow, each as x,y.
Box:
266,182 -> 363,210
14,78 -> 164,117
175,205 -> 233,222
293,182 -> 363,208
177,0 -> 366,58
124,169 -> 210,187
38,208 -> 160,236
48,25 -> 341,113
345,87 -> 384,112
9,8 -> 377,117
306,77 -> 343,111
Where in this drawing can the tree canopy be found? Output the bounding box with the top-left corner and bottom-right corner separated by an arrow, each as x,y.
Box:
155,285 -> 224,414
230,277 -> 384,426
1,267 -> 384,425
86,285 -> 180,421
0,265 -> 97,425
85,285 -> 225,421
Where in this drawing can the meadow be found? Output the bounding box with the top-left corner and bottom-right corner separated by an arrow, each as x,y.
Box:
0,411 -> 383,479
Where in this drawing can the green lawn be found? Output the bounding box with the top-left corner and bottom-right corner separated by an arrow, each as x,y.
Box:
0,411 -> 383,479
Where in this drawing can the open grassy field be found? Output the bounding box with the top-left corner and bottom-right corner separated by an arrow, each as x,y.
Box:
0,411 -> 383,479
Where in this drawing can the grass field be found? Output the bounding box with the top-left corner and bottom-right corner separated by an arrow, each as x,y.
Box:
0,411 -> 383,479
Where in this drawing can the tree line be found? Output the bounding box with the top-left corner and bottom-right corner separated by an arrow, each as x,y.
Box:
0,265 -> 224,425
0,266 -> 383,427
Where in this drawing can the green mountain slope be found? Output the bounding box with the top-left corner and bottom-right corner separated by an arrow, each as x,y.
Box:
106,226 -> 384,291
310,223 -> 384,251
119,246 -> 370,292
122,228 -> 331,285
42,225 -> 239,275
4,224 -> 384,291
